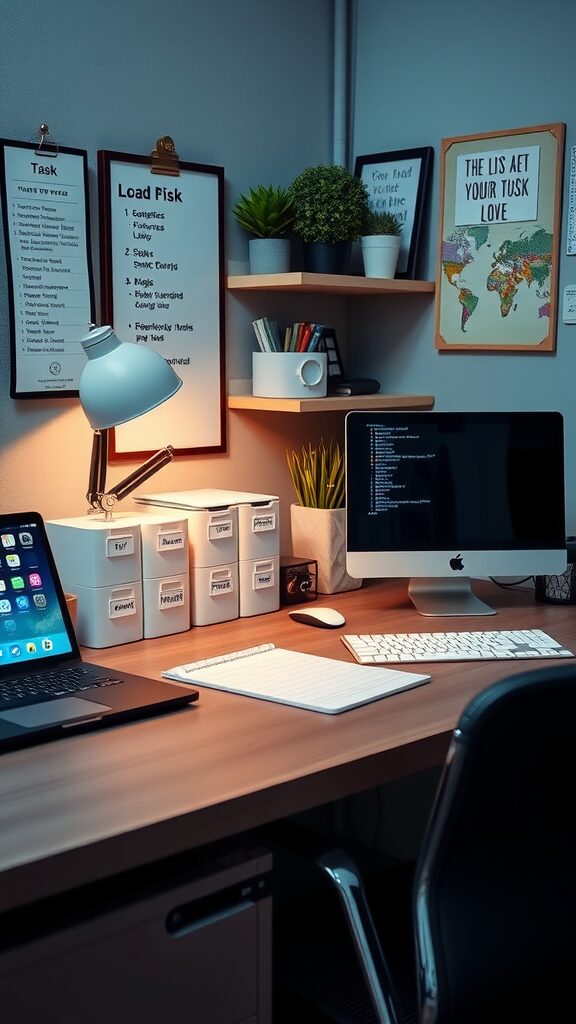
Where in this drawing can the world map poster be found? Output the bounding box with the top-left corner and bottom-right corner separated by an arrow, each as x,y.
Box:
436,123 -> 564,351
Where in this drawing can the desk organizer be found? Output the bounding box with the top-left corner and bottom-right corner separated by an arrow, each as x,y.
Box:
46,516 -> 144,648
237,499 -> 280,617
138,514 -> 190,639
135,490 -> 280,623
252,351 -> 327,399
46,513 -> 191,646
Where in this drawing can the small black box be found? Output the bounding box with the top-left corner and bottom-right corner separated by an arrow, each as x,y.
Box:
279,556 -> 318,605
535,538 -> 576,604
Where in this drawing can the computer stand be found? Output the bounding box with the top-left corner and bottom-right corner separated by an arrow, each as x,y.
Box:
408,577 -> 497,617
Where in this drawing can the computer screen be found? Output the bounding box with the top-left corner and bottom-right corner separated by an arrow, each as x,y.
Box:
345,411 -> 567,616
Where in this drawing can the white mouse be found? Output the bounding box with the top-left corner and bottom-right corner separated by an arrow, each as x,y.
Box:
288,606 -> 346,629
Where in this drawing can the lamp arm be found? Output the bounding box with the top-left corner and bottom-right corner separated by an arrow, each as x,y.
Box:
86,431 -> 175,519
108,445 -> 175,505
86,429 -> 109,511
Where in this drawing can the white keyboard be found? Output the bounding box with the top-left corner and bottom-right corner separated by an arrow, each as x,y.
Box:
341,629 -> 574,665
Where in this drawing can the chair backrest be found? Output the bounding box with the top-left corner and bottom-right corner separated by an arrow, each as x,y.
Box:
414,663 -> 576,1024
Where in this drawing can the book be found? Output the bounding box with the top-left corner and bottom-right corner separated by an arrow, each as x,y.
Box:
162,643 -> 430,714
306,323 -> 325,352
252,317 -> 281,352
252,318 -> 271,352
297,322 -> 313,352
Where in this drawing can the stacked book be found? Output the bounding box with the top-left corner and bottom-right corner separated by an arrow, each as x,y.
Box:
252,317 -> 325,354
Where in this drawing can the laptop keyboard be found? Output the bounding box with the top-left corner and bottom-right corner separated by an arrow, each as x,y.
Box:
0,666 -> 122,708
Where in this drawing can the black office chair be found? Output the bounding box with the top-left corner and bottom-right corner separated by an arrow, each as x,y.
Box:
272,663 -> 576,1024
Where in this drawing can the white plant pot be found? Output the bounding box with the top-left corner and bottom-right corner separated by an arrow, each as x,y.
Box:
361,234 -> 401,279
249,237 -> 290,274
290,504 -> 362,595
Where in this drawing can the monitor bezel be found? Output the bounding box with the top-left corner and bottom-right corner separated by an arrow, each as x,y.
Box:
345,410 -> 567,613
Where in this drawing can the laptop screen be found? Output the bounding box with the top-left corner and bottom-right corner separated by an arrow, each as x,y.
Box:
0,513 -> 75,673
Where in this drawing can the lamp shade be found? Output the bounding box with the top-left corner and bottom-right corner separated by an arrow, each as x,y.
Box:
79,326 -> 182,429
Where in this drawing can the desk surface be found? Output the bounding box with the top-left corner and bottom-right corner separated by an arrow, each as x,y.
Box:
1,579 -> 574,914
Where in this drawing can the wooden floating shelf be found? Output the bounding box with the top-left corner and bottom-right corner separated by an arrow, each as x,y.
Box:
227,393 -> 435,413
227,272 -> 435,295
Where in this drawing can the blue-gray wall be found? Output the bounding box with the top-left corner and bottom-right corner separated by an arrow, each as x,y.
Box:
2,0 -> 575,535
352,0 -> 576,529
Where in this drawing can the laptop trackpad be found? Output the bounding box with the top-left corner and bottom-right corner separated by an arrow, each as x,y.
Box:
0,697 -> 112,728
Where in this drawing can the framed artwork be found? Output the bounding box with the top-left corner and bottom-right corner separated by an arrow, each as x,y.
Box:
354,147 -> 433,279
0,136 -> 95,397
436,123 -> 565,352
98,149 -> 226,459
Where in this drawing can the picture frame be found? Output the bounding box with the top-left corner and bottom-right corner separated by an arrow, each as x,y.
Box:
354,147 -> 433,279
319,328 -> 346,381
98,149 -> 226,459
436,122 -> 565,352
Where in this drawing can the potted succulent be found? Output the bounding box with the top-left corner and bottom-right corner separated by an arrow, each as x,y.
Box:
232,184 -> 295,274
360,209 -> 403,279
287,164 -> 370,274
286,438 -> 362,594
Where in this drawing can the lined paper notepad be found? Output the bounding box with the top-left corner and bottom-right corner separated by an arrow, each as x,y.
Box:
162,644 -> 430,714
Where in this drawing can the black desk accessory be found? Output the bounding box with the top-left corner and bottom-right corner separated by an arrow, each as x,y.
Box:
328,378 -> 381,396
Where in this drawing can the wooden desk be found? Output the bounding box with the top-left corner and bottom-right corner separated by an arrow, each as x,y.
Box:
1,579 -> 574,915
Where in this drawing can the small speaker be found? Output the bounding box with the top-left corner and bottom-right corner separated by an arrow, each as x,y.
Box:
279,556 -> 318,606
535,538 -> 576,604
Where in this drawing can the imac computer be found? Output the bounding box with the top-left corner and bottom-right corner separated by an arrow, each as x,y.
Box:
345,410 -> 567,616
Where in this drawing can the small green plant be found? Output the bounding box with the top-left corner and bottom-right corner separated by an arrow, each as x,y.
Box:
286,439 -> 345,509
287,164 -> 370,244
232,184 -> 295,238
362,209 -> 403,236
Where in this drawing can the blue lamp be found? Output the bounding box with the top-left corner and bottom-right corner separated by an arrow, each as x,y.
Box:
79,326 -> 182,518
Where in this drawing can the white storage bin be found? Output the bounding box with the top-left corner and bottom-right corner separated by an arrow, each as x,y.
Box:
186,507 -> 238,569
237,500 -> 280,562
238,557 -> 279,617
139,515 -> 189,579
136,488 -> 278,512
46,517 -> 142,589
65,580 -> 143,648
190,563 -> 238,626
142,574 -> 190,639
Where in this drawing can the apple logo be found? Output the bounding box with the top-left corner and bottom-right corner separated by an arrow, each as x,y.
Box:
450,554 -> 464,571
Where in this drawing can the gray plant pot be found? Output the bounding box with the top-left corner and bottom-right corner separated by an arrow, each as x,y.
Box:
249,237 -> 290,274
302,241 -> 351,274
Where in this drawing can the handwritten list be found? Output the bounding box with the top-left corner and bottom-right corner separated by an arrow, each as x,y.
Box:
100,154 -> 224,454
1,142 -> 93,395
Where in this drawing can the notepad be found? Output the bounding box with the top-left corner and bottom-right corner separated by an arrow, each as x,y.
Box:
162,644 -> 430,714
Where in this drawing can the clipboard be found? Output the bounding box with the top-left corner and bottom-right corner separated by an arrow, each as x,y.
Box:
98,143 -> 226,460
0,127 -> 95,397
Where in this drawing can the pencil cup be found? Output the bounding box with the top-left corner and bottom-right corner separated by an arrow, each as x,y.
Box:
252,352 -> 327,399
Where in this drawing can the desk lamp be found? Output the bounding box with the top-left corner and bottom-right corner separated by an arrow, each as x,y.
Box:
78,326 -> 182,519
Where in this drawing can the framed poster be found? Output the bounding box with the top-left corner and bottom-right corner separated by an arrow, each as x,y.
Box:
98,149 -> 226,459
0,137 -> 95,397
354,147 -> 433,279
436,123 -> 565,352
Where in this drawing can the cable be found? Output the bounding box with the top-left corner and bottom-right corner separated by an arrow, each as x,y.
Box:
489,575 -> 534,590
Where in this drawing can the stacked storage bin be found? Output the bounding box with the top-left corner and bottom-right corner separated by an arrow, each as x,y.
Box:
135,490 -> 280,625
46,516 -> 144,648
139,514 -> 190,638
186,503 -> 239,626
237,498 -> 280,617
